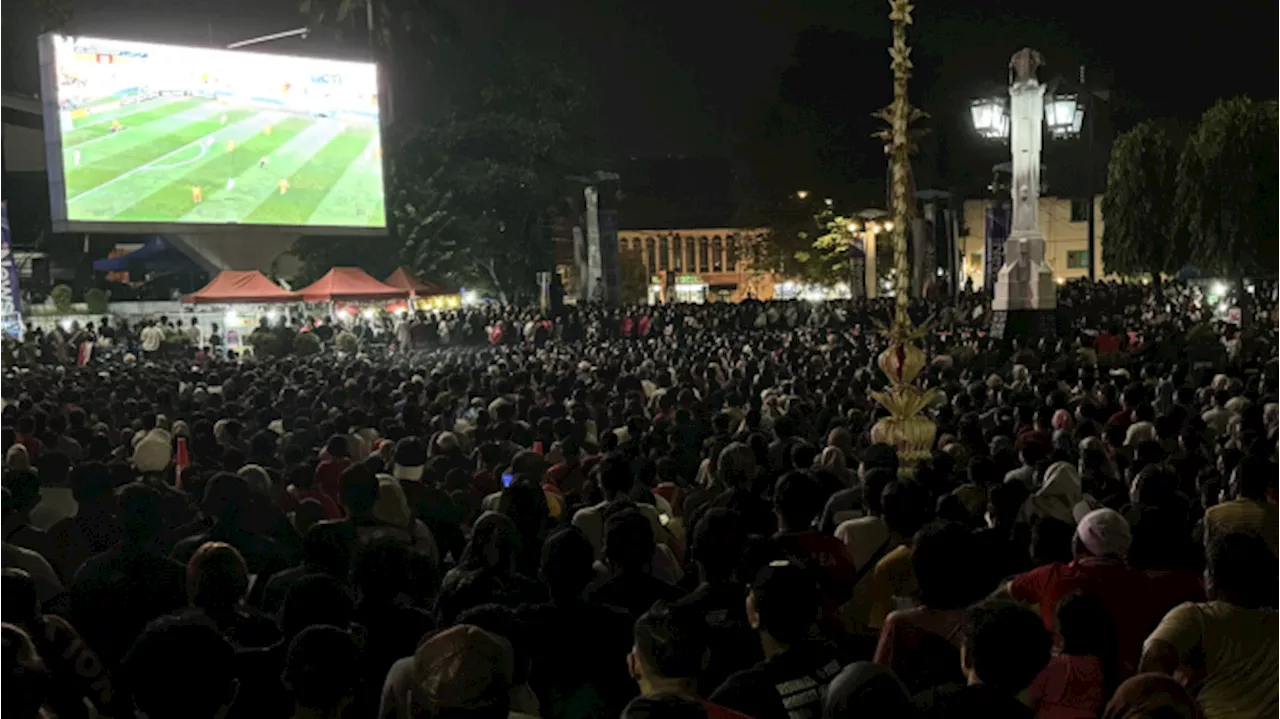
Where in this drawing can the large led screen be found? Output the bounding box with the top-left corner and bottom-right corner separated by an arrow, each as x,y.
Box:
39,34 -> 386,234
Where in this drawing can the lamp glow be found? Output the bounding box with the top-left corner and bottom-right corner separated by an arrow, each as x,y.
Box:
970,96 -> 1010,140
1045,93 -> 1085,139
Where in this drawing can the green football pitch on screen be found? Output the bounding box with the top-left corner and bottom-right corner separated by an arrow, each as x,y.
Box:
60,96 -> 386,228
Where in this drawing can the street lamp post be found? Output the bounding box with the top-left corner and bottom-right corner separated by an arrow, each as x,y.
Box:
970,48 -> 1058,340
1043,66 -> 1103,281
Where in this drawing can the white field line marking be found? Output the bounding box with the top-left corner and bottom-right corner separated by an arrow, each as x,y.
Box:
144,140 -> 210,171
68,130 -> 226,204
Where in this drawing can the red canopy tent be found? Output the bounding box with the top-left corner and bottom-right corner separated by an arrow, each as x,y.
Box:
384,266 -> 455,296
297,267 -> 409,303
183,270 -> 300,304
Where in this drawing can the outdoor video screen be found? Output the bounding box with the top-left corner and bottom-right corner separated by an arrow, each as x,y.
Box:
39,34 -> 386,234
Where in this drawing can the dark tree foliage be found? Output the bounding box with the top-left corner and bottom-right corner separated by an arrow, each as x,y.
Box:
1100,121 -> 1185,282
1174,97 -> 1278,278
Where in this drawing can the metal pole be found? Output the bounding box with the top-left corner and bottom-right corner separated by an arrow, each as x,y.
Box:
225,27 -> 309,49
1083,65 -> 1096,282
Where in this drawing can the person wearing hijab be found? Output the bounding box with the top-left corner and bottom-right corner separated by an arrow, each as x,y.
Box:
1022,462 -> 1084,526
823,662 -> 910,718
1101,673 -> 1204,719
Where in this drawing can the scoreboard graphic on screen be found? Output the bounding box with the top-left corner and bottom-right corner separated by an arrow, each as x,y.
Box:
39,34 -> 387,234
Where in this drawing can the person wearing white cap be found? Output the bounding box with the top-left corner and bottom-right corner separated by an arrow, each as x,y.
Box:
1002,508 -> 1203,679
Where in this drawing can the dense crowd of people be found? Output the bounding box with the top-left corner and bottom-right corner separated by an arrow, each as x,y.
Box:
1,278 -> 1276,719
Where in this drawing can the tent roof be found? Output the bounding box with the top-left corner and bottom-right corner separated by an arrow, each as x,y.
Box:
384,266 -> 456,296
182,270 -> 300,304
297,267 -> 409,302
93,237 -> 199,274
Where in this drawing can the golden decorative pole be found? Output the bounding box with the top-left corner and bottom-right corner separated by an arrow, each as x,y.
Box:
869,0 -> 940,473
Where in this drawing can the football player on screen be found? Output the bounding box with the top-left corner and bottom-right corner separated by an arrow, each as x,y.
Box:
191,185 -> 203,204
259,155 -> 269,169
278,178 -> 290,195
110,119 -> 123,132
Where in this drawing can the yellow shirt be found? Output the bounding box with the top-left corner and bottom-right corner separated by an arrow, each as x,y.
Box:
1204,499 -> 1278,557
1145,601 -> 1279,719
867,543 -> 917,630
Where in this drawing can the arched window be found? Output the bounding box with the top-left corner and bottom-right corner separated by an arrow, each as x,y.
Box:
688,237 -> 700,272
672,236 -> 683,272
658,236 -> 669,270
726,235 -> 738,272
712,237 -> 723,271
646,237 -> 657,270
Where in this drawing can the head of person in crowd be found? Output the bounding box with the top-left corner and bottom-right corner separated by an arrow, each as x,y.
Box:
603,508 -> 656,576
123,615 -> 240,719
409,624 -> 514,719
1228,455 -> 1274,503
823,662 -> 911,719
3,622 -> 51,719
1101,673 -> 1205,719
860,467 -> 897,519
454,604 -> 537,714
860,443 -> 899,482
119,481 -> 166,546
774,471 -> 824,533
747,560 -> 820,656
539,526 -> 596,603
1073,508 -> 1132,561
186,541 -> 250,619
960,600 -> 1051,696
279,574 -> 354,641
714,442 -> 757,490
337,464 -> 379,518
913,521 -> 991,609
691,508 -> 748,584
282,625 -> 359,719
628,603 -> 708,698
881,479 -> 928,541
1205,531 -> 1277,609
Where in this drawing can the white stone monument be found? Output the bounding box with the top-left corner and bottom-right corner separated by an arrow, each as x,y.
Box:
992,48 -> 1057,338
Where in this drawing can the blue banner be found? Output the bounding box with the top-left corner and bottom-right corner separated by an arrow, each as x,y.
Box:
1,202 -> 23,340
984,205 -> 1010,292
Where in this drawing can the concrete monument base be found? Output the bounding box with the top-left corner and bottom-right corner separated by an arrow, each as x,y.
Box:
990,308 -> 1056,340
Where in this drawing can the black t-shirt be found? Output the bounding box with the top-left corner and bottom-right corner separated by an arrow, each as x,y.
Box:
912,683 -> 1034,719
709,641 -> 847,719
669,581 -> 762,694
585,571 -> 686,621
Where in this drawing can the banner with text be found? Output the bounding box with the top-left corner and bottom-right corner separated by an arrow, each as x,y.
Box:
984,205 -> 1010,292
1,202 -> 24,340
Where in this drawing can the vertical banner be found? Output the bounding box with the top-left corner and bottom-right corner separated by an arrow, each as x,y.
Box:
583,186 -> 603,302
536,271 -> 551,315
598,204 -> 620,307
1,202 -> 24,340
984,204 -> 1010,292
847,237 -> 866,299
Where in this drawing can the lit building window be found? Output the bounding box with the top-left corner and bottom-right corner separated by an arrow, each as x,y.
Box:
672,236 -> 683,271
646,238 -> 657,270
726,236 -> 738,272
713,237 -> 723,271
658,237 -> 669,270
700,237 -> 711,272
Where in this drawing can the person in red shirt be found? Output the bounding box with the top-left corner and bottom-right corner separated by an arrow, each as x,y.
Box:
15,415 -> 41,461
313,435 -> 352,499
279,463 -> 343,520
1006,508 -> 1200,679
627,603 -> 755,719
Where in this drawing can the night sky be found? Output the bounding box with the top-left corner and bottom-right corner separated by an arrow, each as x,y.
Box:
6,0 -> 1278,209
